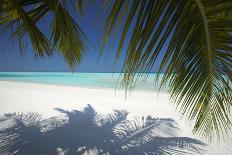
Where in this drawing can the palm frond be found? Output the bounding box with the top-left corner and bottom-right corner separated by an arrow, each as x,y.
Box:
100,0 -> 232,141
1,0 -> 52,56
76,0 -> 83,14
50,0 -> 87,68
0,0 -> 87,68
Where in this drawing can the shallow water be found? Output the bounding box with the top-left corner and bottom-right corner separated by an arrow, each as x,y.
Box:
0,72 -> 167,91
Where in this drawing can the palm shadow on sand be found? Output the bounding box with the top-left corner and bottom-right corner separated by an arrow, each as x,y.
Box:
0,104 -> 206,155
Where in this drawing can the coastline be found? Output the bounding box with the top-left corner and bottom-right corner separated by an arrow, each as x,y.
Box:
1,80 -> 232,154
0,81 -> 189,133
0,72 -> 168,92
0,80 -> 172,117
0,79 -> 165,94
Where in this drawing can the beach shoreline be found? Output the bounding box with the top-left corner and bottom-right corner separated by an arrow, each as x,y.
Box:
0,80 -> 172,117
1,80 -> 232,154
0,79 -> 167,94
0,80 -> 190,133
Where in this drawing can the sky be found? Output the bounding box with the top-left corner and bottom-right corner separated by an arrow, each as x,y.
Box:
0,1 -> 165,72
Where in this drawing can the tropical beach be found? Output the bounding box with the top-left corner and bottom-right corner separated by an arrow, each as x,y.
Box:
1,0 -> 232,154
0,73 -> 231,154
0,78 -> 203,154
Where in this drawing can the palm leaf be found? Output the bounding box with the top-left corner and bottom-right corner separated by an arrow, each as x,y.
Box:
100,0 -> 232,141
76,0 -> 83,14
1,0 -> 52,56
0,0 -> 87,68
49,0 -> 87,68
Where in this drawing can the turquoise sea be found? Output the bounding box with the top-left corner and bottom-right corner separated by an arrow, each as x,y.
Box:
0,72 -> 167,91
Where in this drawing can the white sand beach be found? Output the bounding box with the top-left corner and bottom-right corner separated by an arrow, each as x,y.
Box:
0,81 -> 231,154
0,81 -> 191,135
0,81 -> 180,122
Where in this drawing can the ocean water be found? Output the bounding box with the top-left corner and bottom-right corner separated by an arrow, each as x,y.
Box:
0,72 -> 167,91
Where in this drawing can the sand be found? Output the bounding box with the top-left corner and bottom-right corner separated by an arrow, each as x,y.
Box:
0,81 -> 180,124
0,81 -> 231,154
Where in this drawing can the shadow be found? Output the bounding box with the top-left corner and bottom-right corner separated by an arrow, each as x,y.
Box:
0,104 -> 206,155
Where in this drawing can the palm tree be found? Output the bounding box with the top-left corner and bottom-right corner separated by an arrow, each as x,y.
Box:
0,0 -> 231,140
0,105 -> 205,154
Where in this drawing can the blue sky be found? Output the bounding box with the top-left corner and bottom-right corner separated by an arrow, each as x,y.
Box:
0,2 -> 117,72
0,1 -> 165,72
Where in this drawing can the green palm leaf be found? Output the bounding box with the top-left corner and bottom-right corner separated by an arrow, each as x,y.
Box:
0,0 -> 87,68
49,0 -> 87,68
1,0 -> 52,56
100,0 -> 232,141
